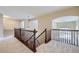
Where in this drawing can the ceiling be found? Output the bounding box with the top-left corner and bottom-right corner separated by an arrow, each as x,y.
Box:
0,6 -> 73,20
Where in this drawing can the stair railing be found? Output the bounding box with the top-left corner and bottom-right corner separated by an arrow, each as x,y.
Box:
14,28 -> 47,52
35,28 -> 47,46
52,29 -> 79,46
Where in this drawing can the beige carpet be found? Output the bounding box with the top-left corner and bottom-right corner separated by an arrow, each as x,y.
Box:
37,40 -> 79,53
0,37 -> 32,53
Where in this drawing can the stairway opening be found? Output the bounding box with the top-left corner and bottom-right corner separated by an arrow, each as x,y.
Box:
14,28 -> 47,52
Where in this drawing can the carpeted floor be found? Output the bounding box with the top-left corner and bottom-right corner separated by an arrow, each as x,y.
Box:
0,37 -> 32,53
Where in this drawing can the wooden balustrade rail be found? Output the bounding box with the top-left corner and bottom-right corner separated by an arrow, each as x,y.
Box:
14,28 -> 47,52
52,29 -> 79,46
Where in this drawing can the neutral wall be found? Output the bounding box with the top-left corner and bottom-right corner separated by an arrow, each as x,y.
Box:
3,18 -> 21,30
37,7 -> 79,41
3,17 -> 21,36
24,20 -> 38,30
0,14 -> 3,37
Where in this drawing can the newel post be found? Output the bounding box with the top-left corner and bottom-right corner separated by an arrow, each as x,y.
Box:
33,29 -> 37,52
14,28 -> 16,37
19,28 -> 22,40
45,28 -> 47,43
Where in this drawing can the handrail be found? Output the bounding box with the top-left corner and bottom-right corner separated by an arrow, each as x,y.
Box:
21,28 -> 37,32
52,29 -> 79,31
14,28 -> 47,52
15,28 -> 37,32
52,29 -> 79,46
22,29 -> 37,32
36,40 -> 40,45
25,31 -> 37,42
14,28 -> 37,52
35,28 -> 47,45
35,29 -> 46,40
25,34 -> 34,42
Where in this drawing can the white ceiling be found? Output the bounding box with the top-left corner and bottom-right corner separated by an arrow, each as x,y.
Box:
0,6 -> 73,19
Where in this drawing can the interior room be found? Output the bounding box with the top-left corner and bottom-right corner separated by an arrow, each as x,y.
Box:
0,6 -> 79,53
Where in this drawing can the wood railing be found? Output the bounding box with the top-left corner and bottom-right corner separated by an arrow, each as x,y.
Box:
14,28 -> 22,41
35,29 -> 47,44
14,28 -> 47,52
52,29 -> 79,46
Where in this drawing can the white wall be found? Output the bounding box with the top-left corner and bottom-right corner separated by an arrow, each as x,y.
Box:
3,18 -> 21,30
20,21 -> 24,28
3,17 -> 21,36
24,20 -> 38,30
76,19 -> 79,30
0,14 -> 3,37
